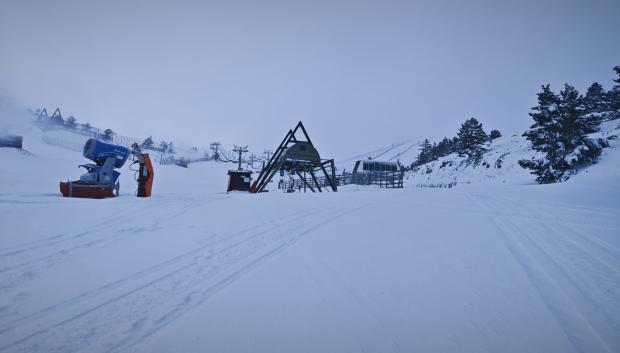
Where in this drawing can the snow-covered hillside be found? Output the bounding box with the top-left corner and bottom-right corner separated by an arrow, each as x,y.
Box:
1,114 -> 619,353
338,139 -> 422,170
409,120 -> 620,187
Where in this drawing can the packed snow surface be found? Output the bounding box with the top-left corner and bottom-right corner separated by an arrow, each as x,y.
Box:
0,125 -> 619,353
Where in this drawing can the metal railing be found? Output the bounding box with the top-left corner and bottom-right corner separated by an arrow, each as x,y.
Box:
340,171 -> 404,188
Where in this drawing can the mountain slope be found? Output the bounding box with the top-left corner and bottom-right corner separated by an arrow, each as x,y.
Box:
408,119 -> 620,187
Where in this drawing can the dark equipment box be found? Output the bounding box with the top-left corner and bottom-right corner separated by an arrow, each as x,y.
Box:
0,134 -> 23,149
227,170 -> 253,192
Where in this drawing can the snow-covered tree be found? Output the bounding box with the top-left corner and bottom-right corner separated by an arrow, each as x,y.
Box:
81,123 -> 92,132
456,118 -> 488,163
433,137 -> 453,158
413,139 -> 433,167
489,129 -> 502,140
609,65 -> 620,120
583,82 -> 608,115
65,116 -> 77,129
519,84 -> 603,183
141,136 -> 154,149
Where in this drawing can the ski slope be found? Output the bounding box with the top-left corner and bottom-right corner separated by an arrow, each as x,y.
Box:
0,122 -> 619,353
337,139 -> 422,170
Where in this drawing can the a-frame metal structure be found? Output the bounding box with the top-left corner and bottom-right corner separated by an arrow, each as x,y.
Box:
250,121 -> 337,193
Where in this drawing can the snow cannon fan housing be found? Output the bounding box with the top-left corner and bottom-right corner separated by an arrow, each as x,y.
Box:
83,138 -> 129,168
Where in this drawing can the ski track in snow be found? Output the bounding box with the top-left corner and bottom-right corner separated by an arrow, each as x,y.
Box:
0,203 -> 318,330
0,197 -> 234,292
0,200 -> 368,353
467,192 -> 620,353
367,196 -> 619,232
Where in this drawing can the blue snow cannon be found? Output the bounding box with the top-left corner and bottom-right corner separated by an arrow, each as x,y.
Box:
83,138 -> 130,168
60,138 -> 131,198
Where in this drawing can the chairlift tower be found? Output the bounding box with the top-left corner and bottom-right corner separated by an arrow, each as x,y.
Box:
248,153 -> 256,168
210,142 -> 221,161
227,145 -> 252,192
263,149 -> 274,161
232,145 -> 248,170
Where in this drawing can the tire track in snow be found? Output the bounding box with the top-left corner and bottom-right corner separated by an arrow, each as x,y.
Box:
513,221 -> 620,348
556,224 -> 620,266
484,193 -> 620,269
467,193 -> 615,353
0,194 -> 233,258
0,206 -> 332,351
0,198 -> 232,291
489,193 -> 620,234
489,193 -> 620,263
108,204 -> 369,353
0,199 -> 165,256
374,197 -> 619,231
507,199 -> 620,218
481,194 -> 620,349
0,205 -> 326,333
0,204 -> 366,353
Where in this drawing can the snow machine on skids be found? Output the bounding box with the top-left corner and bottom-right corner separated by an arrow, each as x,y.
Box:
59,138 -> 154,199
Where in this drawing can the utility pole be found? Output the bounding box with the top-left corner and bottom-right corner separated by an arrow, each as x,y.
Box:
210,142 -> 221,161
263,149 -> 274,161
232,145 -> 248,170
249,154 -> 256,168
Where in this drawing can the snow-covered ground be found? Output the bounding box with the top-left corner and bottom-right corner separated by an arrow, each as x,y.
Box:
1,120 -> 619,353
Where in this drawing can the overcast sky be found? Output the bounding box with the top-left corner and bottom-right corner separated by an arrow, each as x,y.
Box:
1,0 -> 618,159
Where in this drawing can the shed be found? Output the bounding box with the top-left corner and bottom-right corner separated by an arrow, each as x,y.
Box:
227,170 -> 253,192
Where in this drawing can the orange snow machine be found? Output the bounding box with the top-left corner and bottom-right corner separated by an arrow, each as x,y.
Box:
135,151 -> 154,197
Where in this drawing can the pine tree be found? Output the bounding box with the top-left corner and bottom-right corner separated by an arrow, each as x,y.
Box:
430,142 -> 439,160
519,84 -> 602,183
450,137 -> 459,154
489,129 -> 502,140
434,137 -> 453,158
609,66 -> 620,120
65,116 -> 77,129
456,118 -> 488,163
414,139 -> 433,166
582,82 -> 609,122
522,84 -> 558,150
